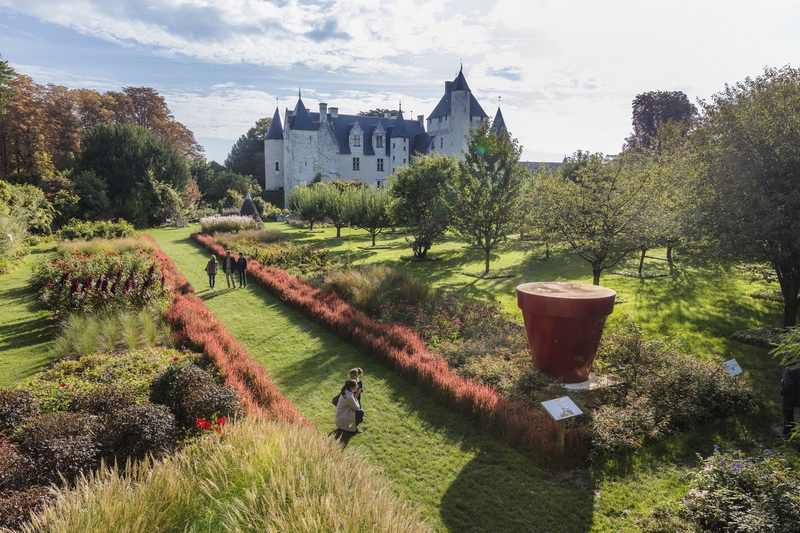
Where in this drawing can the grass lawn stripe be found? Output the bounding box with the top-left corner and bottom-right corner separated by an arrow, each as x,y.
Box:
149,226 -> 595,533
0,243 -> 56,388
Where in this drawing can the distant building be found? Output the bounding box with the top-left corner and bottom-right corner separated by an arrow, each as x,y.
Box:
264,67 -> 499,204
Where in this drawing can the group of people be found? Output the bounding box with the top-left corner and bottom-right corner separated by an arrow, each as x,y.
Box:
336,368 -> 365,434
205,251 -> 248,289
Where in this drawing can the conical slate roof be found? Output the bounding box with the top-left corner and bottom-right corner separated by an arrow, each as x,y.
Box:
491,107 -> 508,135
391,110 -> 409,138
264,107 -> 283,140
240,192 -> 263,224
290,95 -> 316,131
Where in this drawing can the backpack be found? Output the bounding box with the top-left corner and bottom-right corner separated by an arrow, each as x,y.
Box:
332,393 -> 341,407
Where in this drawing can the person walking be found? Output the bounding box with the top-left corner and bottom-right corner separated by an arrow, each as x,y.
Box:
222,250 -> 237,289
781,363 -> 800,439
205,254 -> 218,289
335,379 -> 364,433
237,252 -> 248,288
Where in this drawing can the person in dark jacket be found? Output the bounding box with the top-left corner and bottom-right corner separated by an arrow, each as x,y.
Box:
237,252 -> 248,288
781,363 -> 800,439
205,254 -> 218,289
222,250 -> 237,289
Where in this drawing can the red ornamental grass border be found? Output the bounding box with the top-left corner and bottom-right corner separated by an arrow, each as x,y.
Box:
141,234 -> 305,425
194,233 -> 589,465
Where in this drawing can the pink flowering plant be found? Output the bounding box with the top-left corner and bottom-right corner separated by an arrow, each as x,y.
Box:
32,247 -> 170,317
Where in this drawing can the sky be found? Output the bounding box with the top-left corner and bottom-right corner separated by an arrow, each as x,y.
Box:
1,0 -> 799,165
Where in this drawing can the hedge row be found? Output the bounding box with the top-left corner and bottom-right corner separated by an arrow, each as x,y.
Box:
142,235 -> 304,425
192,232 -> 588,465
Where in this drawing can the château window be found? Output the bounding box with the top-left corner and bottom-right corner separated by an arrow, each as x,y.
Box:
377,180 -> 385,188
376,135 -> 383,148
377,158 -> 384,171
440,137 -> 443,149
353,157 -> 360,171
353,134 -> 361,147
274,162 -> 280,171
403,145 -> 406,152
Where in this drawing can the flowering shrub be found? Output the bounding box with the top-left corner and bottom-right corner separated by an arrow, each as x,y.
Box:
57,219 -> 135,241
194,416 -> 227,434
0,389 -> 39,433
32,247 -> 170,317
683,446 -> 800,532
199,215 -> 260,234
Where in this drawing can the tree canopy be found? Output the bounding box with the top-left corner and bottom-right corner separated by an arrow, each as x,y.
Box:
225,117 -> 271,183
694,66 -> 800,327
624,91 -> 697,152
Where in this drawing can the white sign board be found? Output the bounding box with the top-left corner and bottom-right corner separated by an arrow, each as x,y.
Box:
723,359 -> 742,377
541,396 -> 583,421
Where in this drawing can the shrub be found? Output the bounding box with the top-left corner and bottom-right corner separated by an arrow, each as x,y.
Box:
199,215 -> 260,234
57,219 -> 135,241
0,444 -> 35,491
15,412 -> 108,484
55,236 -> 152,256
72,385 -> 137,419
0,486 -> 54,531
0,389 -> 39,433
731,326 -> 784,348
180,382 -> 241,430
108,403 -> 179,459
248,240 -> 332,275
682,446 -> 800,532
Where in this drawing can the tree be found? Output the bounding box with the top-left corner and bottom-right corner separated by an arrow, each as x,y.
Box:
0,54 -> 15,115
6,182 -> 55,233
452,121 -> 527,274
225,117 -> 270,182
320,183 -> 350,238
357,109 -> 397,118
624,91 -> 697,152
72,170 -> 110,220
694,66 -> 800,327
80,123 -> 190,226
544,151 -> 665,285
287,183 -> 327,231
205,170 -> 259,205
521,164 -> 559,259
389,153 -> 459,259
351,185 -> 391,247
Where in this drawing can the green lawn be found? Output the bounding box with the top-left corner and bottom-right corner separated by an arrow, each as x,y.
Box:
0,243 -> 56,388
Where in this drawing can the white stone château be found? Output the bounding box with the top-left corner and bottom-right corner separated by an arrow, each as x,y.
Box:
263,67 -> 502,204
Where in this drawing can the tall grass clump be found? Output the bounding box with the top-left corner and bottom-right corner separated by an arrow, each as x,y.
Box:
55,236 -> 153,256
51,309 -> 168,358
323,264 -> 438,317
12,418 -> 432,533
213,228 -> 286,248
199,215 -> 260,234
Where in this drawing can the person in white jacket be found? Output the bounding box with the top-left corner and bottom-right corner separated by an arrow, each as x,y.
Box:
336,380 -> 365,433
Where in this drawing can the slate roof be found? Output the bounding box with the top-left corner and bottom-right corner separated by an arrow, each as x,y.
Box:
491,107 -> 507,135
429,68 -> 488,120
264,107 -> 283,140
287,97 -> 315,131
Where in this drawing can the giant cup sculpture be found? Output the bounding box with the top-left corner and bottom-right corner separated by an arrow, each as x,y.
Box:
517,282 -> 616,383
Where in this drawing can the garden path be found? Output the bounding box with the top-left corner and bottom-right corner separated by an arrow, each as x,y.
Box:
0,243 -> 56,388
148,226 -> 595,533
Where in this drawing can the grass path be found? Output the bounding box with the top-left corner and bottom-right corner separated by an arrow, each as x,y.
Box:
0,243 -> 56,388
149,226 -> 596,533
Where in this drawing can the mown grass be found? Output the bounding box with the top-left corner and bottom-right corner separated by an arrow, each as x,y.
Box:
150,226 -> 597,533
0,243 -> 57,388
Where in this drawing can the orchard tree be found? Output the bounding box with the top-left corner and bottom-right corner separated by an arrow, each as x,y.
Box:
351,185 -> 391,247
452,120 -> 527,274
695,66 -> 800,327
287,183 -> 327,231
225,117 -> 271,182
624,90 -> 697,152
545,151 -> 665,285
389,153 -> 459,259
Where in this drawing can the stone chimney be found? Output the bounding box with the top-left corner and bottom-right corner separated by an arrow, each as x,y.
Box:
384,111 -> 391,119
319,103 -> 328,123
445,81 -> 453,93
417,115 -> 424,127
329,107 -> 338,118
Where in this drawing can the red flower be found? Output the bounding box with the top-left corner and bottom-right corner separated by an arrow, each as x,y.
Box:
71,387 -> 75,392
173,356 -> 179,362
59,382 -> 66,387
216,417 -> 226,426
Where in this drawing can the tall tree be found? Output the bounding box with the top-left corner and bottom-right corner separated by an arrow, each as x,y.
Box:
0,54 -> 14,115
624,91 -> 697,152
224,117 -> 271,183
695,66 -> 800,327
544,151 -> 665,285
452,120 -> 527,274
80,123 -> 189,226
389,153 -> 459,259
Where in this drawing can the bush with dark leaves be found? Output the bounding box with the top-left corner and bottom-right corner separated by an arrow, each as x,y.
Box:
72,385 -> 137,419
108,403 -> 179,459
0,389 -> 40,433
15,412 -> 108,484
0,444 -> 35,492
0,486 -> 54,531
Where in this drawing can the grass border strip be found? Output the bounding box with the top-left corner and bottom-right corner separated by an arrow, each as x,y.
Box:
143,234 -> 305,424
193,232 -> 589,465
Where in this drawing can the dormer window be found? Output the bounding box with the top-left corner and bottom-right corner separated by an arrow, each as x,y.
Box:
353,134 -> 361,147
375,135 -> 383,148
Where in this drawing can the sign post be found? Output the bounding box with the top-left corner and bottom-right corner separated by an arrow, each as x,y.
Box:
541,396 -> 583,453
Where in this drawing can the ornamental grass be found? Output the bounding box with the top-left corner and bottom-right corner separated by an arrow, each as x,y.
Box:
8,417 -> 432,533
193,232 -> 588,465
142,235 -> 304,424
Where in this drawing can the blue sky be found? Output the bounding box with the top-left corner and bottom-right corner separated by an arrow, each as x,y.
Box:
1,0 -> 799,164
